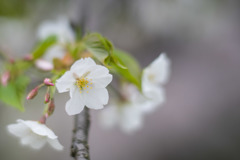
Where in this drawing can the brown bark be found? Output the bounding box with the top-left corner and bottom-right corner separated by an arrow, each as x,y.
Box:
71,108 -> 90,160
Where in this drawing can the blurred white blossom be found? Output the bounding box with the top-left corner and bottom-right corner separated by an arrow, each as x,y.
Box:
7,119 -> 63,151
100,84 -> 152,133
56,58 -> 112,115
141,53 -> 171,112
35,17 -> 75,70
37,17 -> 75,43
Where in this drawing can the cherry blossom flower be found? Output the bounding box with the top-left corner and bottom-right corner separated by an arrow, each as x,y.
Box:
37,17 -> 75,44
7,119 -> 63,150
55,58 -> 112,115
35,18 -> 75,70
141,53 -> 171,112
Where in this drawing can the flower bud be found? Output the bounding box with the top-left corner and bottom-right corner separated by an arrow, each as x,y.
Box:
26,87 -> 38,100
47,99 -> 55,116
44,92 -> 50,103
1,71 -> 10,86
43,78 -> 54,86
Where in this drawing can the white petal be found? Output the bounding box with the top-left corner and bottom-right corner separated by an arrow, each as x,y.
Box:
91,75 -> 112,88
7,122 -> 29,138
29,136 -> 47,150
70,58 -> 96,74
142,85 -> 165,104
145,53 -> 171,85
20,133 -> 38,146
84,88 -> 109,109
56,71 -> 75,93
47,138 -> 64,151
87,65 -> 112,88
87,65 -> 109,77
65,89 -> 85,115
20,120 -> 57,139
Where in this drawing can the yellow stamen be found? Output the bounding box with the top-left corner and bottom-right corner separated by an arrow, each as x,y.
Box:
75,72 -> 93,93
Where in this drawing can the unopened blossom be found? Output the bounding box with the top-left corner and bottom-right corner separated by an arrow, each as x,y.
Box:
44,78 -> 54,86
26,87 -> 39,100
55,58 -> 112,115
7,119 -> 63,150
141,53 -> 171,112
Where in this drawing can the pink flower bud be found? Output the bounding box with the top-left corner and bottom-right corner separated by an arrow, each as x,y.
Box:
44,92 -> 50,103
43,78 -> 54,86
1,71 -> 10,86
47,99 -> 55,116
26,87 -> 38,100
35,59 -> 53,71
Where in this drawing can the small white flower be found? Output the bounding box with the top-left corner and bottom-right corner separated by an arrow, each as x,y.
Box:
55,58 -> 113,115
36,18 -> 75,68
37,17 -> 75,43
141,53 -> 171,111
7,119 -> 63,150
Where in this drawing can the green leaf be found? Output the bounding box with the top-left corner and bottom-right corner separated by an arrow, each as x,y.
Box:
0,75 -> 30,111
32,35 -> 57,60
82,33 -> 127,69
83,33 -> 113,62
111,49 -> 142,89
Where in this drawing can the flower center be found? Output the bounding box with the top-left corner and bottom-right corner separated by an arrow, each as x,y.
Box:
74,72 -> 93,93
148,74 -> 155,82
76,78 -> 89,90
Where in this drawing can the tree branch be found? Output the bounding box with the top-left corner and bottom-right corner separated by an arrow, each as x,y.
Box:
71,108 -> 90,160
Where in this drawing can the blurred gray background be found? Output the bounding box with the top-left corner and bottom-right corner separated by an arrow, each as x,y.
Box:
1,0 -> 240,160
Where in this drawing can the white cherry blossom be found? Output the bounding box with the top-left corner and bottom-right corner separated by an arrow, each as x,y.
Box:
37,17 -> 75,43
141,53 -> 171,111
35,18 -> 75,70
7,119 -> 63,150
55,58 -> 112,115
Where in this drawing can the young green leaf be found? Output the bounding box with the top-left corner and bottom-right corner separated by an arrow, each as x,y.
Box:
111,49 -> 142,89
0,75 -> 30,111
82,33 -> 113,62
32,35 -> 57,60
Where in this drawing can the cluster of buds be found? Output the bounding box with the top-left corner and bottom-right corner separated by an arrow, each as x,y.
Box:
26,78 -> 56,124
